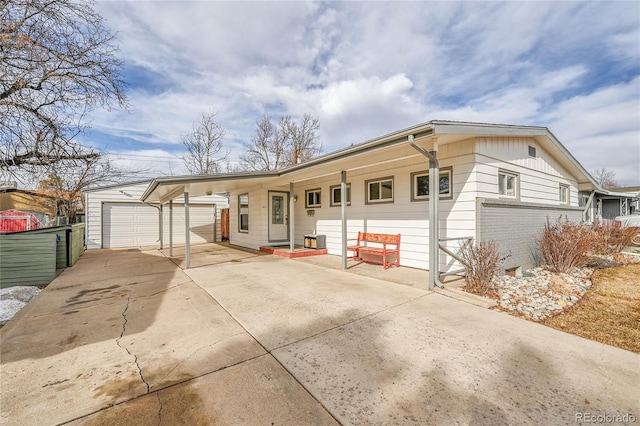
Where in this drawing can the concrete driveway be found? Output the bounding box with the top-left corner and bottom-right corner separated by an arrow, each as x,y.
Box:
1,244 -> 638,425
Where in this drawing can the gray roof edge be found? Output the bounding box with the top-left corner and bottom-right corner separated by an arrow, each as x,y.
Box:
140,171 -> 279,201
83,178 -> 154,192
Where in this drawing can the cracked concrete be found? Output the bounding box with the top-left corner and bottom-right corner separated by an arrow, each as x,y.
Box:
115,291 -> 151,393
2,244 -> 639,425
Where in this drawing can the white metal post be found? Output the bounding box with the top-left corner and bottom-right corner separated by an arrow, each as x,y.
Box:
184,191 -> 190,269
341,170 -> 347,270
169,200 -> 173,256
289,182 -> 295,252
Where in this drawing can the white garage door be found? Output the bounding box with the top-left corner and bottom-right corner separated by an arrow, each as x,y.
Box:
163,204 -> 216,245
102,203 -> 159,248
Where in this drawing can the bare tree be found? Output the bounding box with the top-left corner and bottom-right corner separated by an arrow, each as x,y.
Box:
288,113 -> 321,165
38,154 -> 140,223
1,0 -> 127,173
181,111 -> 228,175
592,168 -> 618,189
240,114 -> 321,171
240,115 -> 291,171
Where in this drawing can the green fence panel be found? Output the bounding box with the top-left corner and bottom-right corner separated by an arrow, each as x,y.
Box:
0,234 -> 56,288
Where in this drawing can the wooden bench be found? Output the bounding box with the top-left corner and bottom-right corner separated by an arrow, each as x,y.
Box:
347,232 -> 401,269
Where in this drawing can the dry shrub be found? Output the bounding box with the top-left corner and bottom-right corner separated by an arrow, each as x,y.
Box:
591,220 -> 637,255
459,240 -> 504,295
539,216 -> 593,273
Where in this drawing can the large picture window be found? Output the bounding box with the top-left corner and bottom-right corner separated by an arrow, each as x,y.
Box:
330,184 -> 351,207
238,194 -> 249,232
366,177 -> 393,204
498,170 -> 518,198
411,168 -> 452,201
305,189 -> 321,208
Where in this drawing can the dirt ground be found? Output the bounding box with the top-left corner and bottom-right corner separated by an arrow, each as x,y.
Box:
542,263 -> 640,353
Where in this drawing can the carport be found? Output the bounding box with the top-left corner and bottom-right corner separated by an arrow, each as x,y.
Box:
140,129 -> 444,289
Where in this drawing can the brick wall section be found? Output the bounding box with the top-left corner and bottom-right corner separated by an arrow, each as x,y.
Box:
476,198 -> 583,271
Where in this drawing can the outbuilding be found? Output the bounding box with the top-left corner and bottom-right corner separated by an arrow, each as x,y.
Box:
85,180 -> 228,249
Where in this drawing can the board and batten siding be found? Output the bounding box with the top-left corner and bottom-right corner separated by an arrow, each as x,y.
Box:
474,137 -> 579,206
0,233 -> 56,288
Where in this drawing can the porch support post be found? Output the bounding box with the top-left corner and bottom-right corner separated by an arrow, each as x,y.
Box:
341,170 -> 348,270
409,135 -> 443,290
289,182 -> 295,252
428,151 -> 440,290
159,204 -> 164,250
184,189 -> 191,269
169,200 -> 173,257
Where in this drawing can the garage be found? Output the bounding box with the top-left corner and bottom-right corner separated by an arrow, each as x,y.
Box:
85,181 -> 228,250
102,202 -> 159,248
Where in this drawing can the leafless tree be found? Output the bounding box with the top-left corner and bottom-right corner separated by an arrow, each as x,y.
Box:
591,168 -> 618,189
288,113 -> 321,165
240,114 -> 321,171
37,154 -> 141,223
240,115 -> 290,171
181,111 -> 229,175
0,0 -> 127,173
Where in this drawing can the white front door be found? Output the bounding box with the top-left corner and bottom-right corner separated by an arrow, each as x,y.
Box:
268,191 -> 288,242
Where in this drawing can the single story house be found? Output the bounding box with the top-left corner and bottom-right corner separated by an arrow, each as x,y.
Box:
84,180 -> 228,249
139,120 -> 604,288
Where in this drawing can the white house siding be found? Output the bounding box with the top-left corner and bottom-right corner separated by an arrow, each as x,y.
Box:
228,186 -> 267,251
288,139 -> 478,270
86,181 -> 228,249
473,137 -> 584,270
474,137 -> 579,206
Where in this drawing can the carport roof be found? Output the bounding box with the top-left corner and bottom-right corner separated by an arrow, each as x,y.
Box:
140,120 -> 600,203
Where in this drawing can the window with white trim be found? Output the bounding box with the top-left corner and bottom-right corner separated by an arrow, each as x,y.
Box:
498,171 -> 518,198
305,189 -> 321,208
330,184 -> 351,207
366,177 -> 394,204
559,184 -> 569,205
411,168 -> 452,201
238,194 -> 249,232
528,146 -> 537,158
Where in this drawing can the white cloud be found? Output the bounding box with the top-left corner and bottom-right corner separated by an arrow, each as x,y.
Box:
88,1 -> 639,185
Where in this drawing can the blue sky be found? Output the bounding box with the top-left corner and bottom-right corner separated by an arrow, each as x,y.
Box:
86,1 -> 640,185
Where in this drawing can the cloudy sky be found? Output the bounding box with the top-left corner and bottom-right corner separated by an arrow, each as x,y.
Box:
86,1 -> 640,185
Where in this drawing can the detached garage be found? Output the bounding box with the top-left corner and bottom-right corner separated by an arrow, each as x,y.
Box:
85,181 -> 229,249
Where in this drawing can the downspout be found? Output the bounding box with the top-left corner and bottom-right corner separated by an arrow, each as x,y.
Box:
408,135 -> 445,290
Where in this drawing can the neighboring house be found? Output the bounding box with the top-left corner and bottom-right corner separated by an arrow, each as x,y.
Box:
140,121 -> 600,280
0,188 -> 57,227
84,180 -> 229,249
580,187 -> 639,222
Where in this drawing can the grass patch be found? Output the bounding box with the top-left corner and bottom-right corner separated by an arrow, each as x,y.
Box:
542,263 -> 640,353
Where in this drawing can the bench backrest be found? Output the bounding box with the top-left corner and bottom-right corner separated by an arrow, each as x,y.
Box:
358,232 -> 400,245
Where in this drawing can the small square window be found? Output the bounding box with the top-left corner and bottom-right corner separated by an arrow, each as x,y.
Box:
305,189 -> 321,208
528,146 -> 537,158
330,184 -> 351,207
498,171 -> 518,198
559,184 -> 569,205
365,177 -> 394,204
411,168 -> 452,201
